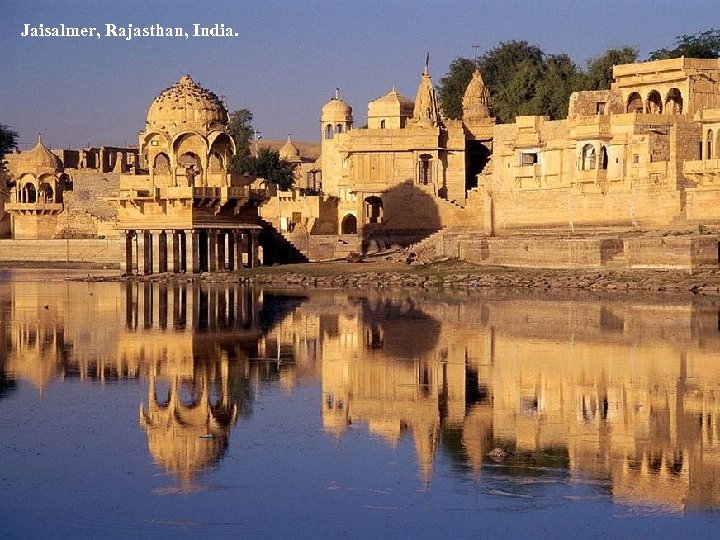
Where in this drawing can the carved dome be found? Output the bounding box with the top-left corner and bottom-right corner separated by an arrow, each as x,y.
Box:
462,69 -> 492,121
321,90 -> 353,122
146,75 -> 228,134
279,136 -> 301,162
15,135 -> 63,174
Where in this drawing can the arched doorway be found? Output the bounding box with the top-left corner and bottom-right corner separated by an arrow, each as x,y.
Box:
341,214 -> 357,234
364,196 -> 383,224
599,146 -> 608,170
153,152 -> 171,174
626,92 -> 643,113
22,182 -> 37,203
418,154 -> 432,185
179,152 -> 202,186
466,141 -> 490,191
665,88 -> 683,114
38,182 -> 53,203
646,90 -> 662,113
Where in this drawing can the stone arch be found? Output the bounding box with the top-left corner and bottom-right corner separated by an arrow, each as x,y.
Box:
38,182 -> 54,203
599,146 -> 608,170
22,182 -> 37,203
646,90 -> 662,113
341,213 -> 357,234
364,196 -> 383,224
335,124 -> 344,134
153,152 -> 171,174
626,92 -> 643,113
581,143 -> 596,170
179,152 -> 202,186
665,88 -> 683,114
209,152 -> 224,173
325,124 -> 333,140
708,129 -> 714,159
418,153 -> 433,184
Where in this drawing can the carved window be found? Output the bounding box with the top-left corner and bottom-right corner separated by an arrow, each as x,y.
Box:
599,146 -> 608,170
418,154 -> 432,184
324,124 -> 333,139
665,88 -> 683,114
380,119 -> 386,129
519,152 -> 538,166
646,90 -> 662,114
581,144 -> 596,170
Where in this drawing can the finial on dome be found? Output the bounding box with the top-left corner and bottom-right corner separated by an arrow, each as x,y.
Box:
334,87 -> 340,100
287,133 -> 292,141
179,74 -> 194,85
424,52 -> 430,76
37,133 -> 43,144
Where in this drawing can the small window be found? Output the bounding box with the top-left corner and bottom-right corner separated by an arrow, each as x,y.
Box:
520,152 -> 538,166
380,119 -> 386,129
632,154 -> 640,164
596,102 -> 606,114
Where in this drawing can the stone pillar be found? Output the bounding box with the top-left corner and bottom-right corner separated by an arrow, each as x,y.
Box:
158,231 -> 168,273
208,230 -> 218,272
171,231 -> 181,273
136,231 -> 147,275
249,230 -> 260,268
234,231 -> 244,269
123,230 -> 134,274
217,231 -> 226,271
187,230 -> 201,273
143,230 -> 153,274
227,231 -> 236,271
151,231 -> 161,274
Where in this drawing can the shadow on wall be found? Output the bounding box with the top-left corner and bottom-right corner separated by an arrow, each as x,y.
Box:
360,180 -> 442,254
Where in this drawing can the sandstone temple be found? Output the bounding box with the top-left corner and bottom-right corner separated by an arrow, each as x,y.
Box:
3,56 -> 720,271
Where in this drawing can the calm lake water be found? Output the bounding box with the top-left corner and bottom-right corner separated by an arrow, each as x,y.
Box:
2,270 -> 720,539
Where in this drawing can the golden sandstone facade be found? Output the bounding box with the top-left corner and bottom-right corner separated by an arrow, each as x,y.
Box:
3,57 -> 720,270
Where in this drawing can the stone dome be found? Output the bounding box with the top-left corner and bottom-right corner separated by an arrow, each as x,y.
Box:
279,136 -> 301,162
146,75 -> 228,134
321,89 -> 353,122
16,135 -> 63,173
462,69 -> 492,121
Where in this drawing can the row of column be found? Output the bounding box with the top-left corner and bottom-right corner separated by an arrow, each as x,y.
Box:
123,228 -> 260,275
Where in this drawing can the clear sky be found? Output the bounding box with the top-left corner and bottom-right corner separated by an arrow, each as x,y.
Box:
1,0 -> 716,149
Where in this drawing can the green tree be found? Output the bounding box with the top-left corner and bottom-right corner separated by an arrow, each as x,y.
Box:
583,46 -> 639,90
0,124 -> 18,171
438,57 -> 476,120
649,28 -> 720,60
227,108 -> 254,174
246,147 -> 296,191
529,53 -> 581,120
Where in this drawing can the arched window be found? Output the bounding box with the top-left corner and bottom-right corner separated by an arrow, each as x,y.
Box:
646,90 -> 662,114
418,154 -> 432,185
341,214 -> 357,234
153,152 -> 170,174
626,92 -> 643,113
380,119 -> 386,129
364,196 -> 383,224
38,182 -> 53,203
665,88 -> 683,114
335,124 -> 343,134
209,152 -> 223,173
179,152 -> 201,186
23,182 -> 37,203
708,129 -> 714,160
324,124 -> 333,139
581,144 -> 596,170
599,146 -> 608,170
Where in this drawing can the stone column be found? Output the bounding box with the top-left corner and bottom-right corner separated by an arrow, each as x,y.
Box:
123,230 -> 134,274
227,231 -> 236,271
249,230 -> 260,268
143,230 -> 154,275
171,231 -> 181,273
136,231 -> 147,275
158,231 -> 168,273
188,230 -> 201,274
151,231 -> 162,274
234,231 -> 244,269
217,231 -> 226,271
208,230 -> 218,272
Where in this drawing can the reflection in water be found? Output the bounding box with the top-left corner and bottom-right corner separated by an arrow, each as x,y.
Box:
4,281 -> 720,512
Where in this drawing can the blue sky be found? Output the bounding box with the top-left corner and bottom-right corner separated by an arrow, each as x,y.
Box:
1,0 -> 716,149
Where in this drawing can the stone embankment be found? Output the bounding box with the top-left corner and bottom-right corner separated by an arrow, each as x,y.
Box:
78,259 -> 720,295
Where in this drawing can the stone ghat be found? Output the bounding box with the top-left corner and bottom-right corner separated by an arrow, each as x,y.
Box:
78,264 -> 720,296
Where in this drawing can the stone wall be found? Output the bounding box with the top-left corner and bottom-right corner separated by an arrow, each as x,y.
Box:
0,238 -> 123,267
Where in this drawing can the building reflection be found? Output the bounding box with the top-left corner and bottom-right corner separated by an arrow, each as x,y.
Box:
261,290 -> 720,511
5,279 -> 720,509
0,280 -> 301,490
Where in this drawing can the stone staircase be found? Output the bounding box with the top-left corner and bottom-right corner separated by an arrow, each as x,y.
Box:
257,219 -> 309,265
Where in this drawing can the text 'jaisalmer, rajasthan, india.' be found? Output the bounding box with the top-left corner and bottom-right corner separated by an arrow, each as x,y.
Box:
3,2 -> 720,538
